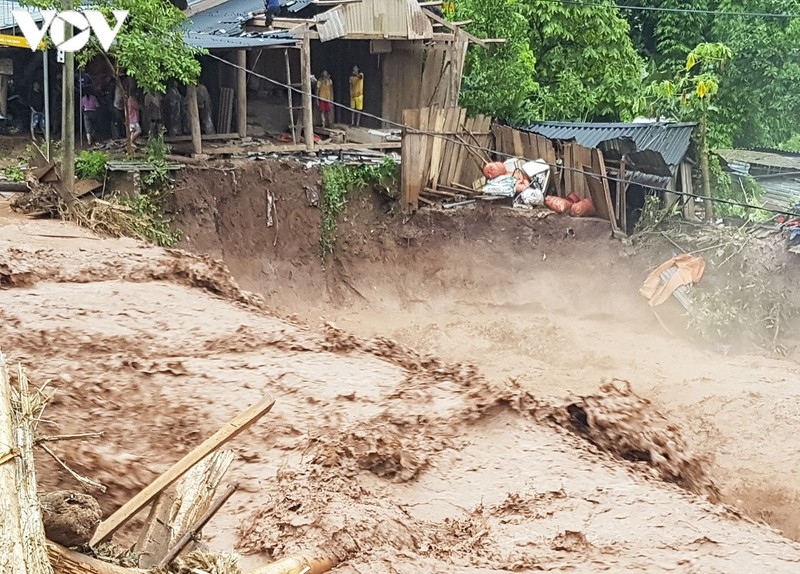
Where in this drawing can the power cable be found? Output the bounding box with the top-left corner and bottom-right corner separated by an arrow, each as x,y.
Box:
206,52 -> 800,219
551,0 -> 800,19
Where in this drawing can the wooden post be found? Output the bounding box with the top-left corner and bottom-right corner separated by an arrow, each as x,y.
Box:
61,0 -> 75,207
0,58 -> 12,119
301,33 -> 314,151
236,49 -> 248,138
186,85 -> 203,157
0,357 -> 53,574
284,49 -> 296,145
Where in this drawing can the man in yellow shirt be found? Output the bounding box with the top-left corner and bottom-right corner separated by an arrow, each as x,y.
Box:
349,65 -> 364,127
316,70 -> 334,128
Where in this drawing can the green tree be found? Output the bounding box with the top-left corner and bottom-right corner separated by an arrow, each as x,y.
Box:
523,0 -> 646,121
24,0 -> 203,153
647,42 -> 732,221
453,0 -> 538,123
454,0 -> 645,123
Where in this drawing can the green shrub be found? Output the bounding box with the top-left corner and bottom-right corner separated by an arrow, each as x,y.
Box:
75,150 -> 108,180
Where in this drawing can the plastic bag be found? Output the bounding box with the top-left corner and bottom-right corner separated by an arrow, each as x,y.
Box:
514,187 -> 545,208
482,175 -> 517,197
545,195 -> 572,214
569,198 -> 596,217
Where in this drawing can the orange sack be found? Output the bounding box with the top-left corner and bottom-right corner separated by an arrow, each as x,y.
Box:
569,198 -> 596,217
483,162 -> 507,179
545,195 -> 572,214
567,192 -> 581,204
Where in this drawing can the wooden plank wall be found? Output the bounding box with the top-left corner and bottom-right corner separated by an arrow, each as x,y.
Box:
562,142 -> 594,200
401,107 -> 492,212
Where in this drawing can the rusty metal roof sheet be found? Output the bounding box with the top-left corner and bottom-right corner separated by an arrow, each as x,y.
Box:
717,148 -> 800,171
522,121 -> 696,168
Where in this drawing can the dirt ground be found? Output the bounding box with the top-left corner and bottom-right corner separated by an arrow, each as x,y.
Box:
2,160 -> 800,572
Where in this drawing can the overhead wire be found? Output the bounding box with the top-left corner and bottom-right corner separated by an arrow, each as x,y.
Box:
206,52 -> 800,219
549,0 -> 800,19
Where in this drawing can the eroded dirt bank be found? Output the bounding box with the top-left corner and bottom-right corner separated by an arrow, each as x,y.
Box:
3,210 -> 800,572
170,160 -> 800,542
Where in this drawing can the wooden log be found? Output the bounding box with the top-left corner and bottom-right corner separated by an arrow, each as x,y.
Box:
48,543 -> 146,574
236,50 -> 248,138
186,85 -> 203,156
0,181 -> 29,192
91,394 -> 275,545
0,355 -> 53,574
247,555 -> 338,574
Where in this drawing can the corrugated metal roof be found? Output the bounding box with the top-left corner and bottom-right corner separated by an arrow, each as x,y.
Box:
522,121 -> 696,167
316,7 -> 345,42
752,176 -> 800,211
186,0 -> 298,48
717,149 -> 800,171
184,31 -> 296,48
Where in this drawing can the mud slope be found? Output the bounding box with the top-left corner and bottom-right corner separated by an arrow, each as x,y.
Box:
171,161 -> 800,542
4,209 -> 800,571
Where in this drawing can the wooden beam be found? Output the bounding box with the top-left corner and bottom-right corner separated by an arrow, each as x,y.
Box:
186,85 -> 203,157
236,50 -> 247,137
90,394 -> 275,545
284,49 -> 297,144
202,141 -> 401,155
423,9 -> 487,48
301,33 -> 315,152
184,0 -> 228,17
164,133 -> 240,143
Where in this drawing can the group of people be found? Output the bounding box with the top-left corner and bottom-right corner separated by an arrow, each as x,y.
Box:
315,65 -> 364,128
27,74 -> 216,147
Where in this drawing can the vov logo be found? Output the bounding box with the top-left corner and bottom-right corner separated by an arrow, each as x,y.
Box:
12,9 -> 128,52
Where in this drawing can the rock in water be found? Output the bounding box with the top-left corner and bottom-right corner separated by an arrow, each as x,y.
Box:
40,491 -> 102,547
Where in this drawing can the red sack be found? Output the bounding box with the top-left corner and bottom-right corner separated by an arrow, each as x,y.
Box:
569,198 -> 596,217
567,192 -> 581,204
545,195 -> 572,214
515,178 -> 530,193
483,162 -> 507,179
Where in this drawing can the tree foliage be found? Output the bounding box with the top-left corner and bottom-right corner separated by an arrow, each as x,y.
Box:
455,0 -> 645,123
23,0 -> 202,93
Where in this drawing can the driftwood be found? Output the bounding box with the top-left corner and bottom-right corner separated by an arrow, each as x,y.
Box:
135,449 -> 235,567
158,483 -> 238,568
92,394 -> 275,545
0,354 -> 54,574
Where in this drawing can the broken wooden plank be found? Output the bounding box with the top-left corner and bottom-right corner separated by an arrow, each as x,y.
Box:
90,394 -> 275,545
157,483 -> 238,568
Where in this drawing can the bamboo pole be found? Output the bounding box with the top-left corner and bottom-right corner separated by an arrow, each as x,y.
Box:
236,49 -> 248,138
48,543 -> 146,574
300,33 -> 314,152
0,355 -> 53,574
246,555 -> 337,574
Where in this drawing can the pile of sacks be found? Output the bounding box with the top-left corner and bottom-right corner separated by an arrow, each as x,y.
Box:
544,192 -> 596,218
481,159 -> 550,208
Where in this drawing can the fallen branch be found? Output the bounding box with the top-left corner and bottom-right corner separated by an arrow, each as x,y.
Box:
247,555 -> 338,574
40,443 -> 107,492
36,432 -> 105,444
47,542 -> 146,574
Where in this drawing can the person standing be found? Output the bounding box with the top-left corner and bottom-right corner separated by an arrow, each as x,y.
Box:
264,0 -> 280,28
143,91 -> 163,138
196,83 -> 215,134
316,70 -> 334,128
163,82 -> 182,137
127,92 -> 142,145
349,65 -> 364,127
80,90 -> 99,146
28,80 -> 45,141
112,79 -> 127,140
